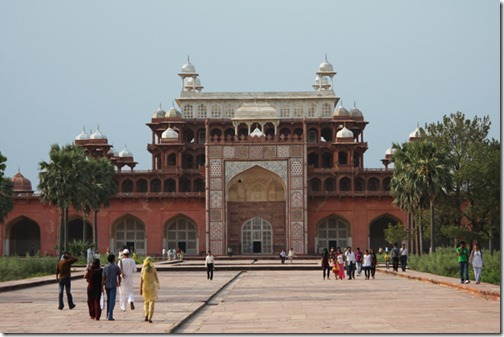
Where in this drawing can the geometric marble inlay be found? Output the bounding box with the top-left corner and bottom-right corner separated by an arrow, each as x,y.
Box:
210,191 -> 223,208
291,190 -> 303,208
290,209 -> 303,221
225,160 -> 288,186
210,177 -> 222,190
208,146 -> 222,158
290,159 -> 302,176
249,146 -> 263,159
263,145 -> 276,158
277,145 -> 289,158
223,146 -> 235,158
290,145 -> 303,157
210,159 -> 222,177
291,176 -> 303,189
210,222 -> 223,240
236,146 -> 248,158
291,222 -> 304,239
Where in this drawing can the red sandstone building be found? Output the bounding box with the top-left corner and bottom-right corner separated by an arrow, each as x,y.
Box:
2,58 -> 412,257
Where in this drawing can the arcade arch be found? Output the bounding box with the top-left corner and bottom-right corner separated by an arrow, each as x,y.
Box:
112,215 -> 146,255
164,216 -> 198,255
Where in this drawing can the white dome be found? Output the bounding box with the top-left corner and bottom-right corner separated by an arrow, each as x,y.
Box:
336,126 -> 353,138
152,104 -> 165,118
250,127 -> 263,137
385,147 -> 397,156
409,127 -> 420,139
333,101 -> 349,117
75,128 -> 89,141
350,103 -> 363,118
165,106 -> 181,118
118,146 -> 133,158
319,60 -> 334,72
161,127 -> 179,139
90,128 -> 106,140
107,146 -> 118,156
181,58 -> 196,73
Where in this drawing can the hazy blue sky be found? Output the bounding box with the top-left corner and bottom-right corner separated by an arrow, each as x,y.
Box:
0,0 -> 500,188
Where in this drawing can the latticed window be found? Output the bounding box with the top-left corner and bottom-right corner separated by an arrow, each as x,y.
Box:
322,103 -> 332,117
211,105 -> 221,118
294,108 -> 304,118
115,217 -> 145,254
280,108 -> 290,118
241,217 -> 272,254
317,217 -> 348,252
307,103 -> 317,118
224,105 -> 234,118
183,105 -> 193,118
166,218 -> 198,255
197,104 -> 207,118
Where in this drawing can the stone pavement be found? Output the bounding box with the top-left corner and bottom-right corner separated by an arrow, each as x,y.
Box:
0,259 -> 500,334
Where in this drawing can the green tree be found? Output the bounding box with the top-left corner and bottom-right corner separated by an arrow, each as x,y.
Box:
384,222 -> 408,246
0,152 -> 14,224
38,144 -> 88,253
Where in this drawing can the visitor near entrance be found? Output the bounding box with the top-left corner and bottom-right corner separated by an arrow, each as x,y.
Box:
205,251 -> 215,280
400,244 -> 408,272
140,256 -> 160,323
469,243 -> 483,284
355,247 -> 363,276
288,248 -> 294,263
119,249 -> 136,311
363,249 -> 372,279
102,254 -> 121,320
370,249 -> 377,279
391,244 -> 400,272
456,241 -> 470,284
85,258 -> 104,320
345,247 -> 356,279
280,249 -> 286,264
336,247 -> 345,280
321,248 -> 331,280
56,251 -> 78,310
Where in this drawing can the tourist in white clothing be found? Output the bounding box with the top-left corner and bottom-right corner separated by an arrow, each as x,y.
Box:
363,250 -> 372,279
469,243 -> 484,284
345,247 -> 356,279
205,251 -> 215,280
119,249 -> 136,311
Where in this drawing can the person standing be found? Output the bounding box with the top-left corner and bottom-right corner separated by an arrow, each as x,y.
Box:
205,251 -> 215,280
363,249 -> 372,280
383,250 -> 390,269
86,245 -> 95,269
140,257 -> 160,323
355,248 -> 363,277
336,247 -> 345,280
321,248 -> 331,280
456,241 -> 470,284
119,249 -> 136,311
102,254 -> 121,321
288,248 -> 295,263
345,247 -> 356,280
400,244 -> 408,272
391,244 -> 400,272
56,251 -> 78,310
85,258 -> 103,320
280,249 -> 286,264
162,248 -> 166,261
469,243 -> 484,284
227,246 -> 233,258
370,249 -> 377,279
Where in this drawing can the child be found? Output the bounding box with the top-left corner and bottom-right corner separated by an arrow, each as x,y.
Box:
383,251 -> 390,269
332,259 -> 339,280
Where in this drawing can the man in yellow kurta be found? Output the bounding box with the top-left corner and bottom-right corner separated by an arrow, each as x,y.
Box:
140,257 -> 160,323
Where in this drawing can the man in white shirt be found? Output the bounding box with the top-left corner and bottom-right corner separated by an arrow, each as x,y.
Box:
119,249 -> 136,311
205,251 -> 215,280
345,247 -> 356,279
400,244 -> 408,272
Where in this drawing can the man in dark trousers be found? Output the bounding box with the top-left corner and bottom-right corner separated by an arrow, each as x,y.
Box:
56,251 -> 78,310
391,244 -> 400,272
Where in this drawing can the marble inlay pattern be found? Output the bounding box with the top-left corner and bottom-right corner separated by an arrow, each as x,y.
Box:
210,191 -> 222,208
225,160 -> 288,185
290,159 -> 302,176
223,146 -> 235,158
208,146 -> 222,159
210,222 -> 223,240
277,145 -> 289,158
210,159 -> 222,177
291,190 -> 303,208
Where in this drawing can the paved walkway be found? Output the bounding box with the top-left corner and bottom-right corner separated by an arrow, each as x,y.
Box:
0,260 -> 500,334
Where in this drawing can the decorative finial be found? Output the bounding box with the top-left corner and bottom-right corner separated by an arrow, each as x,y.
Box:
18,167 -> 20,174
187,55 -> 190,63
97,124 -> 100,131
354,101 -> 356,108
325,53 -> 328,62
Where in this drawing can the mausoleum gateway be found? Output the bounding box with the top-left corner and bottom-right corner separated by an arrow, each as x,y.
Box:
3,57 -> 415,257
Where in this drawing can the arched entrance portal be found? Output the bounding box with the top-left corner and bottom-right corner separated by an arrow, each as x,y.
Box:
8,218 -> 40,256
112,216 -> 146,255
241,217 -> 273,254
164,217 -> 198,255
68,218 -> 93,244
227,166 -> 286,254
369,215 -> 399,250
316,216 -> 350,254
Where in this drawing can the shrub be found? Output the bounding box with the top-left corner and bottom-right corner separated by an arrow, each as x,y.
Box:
408,246 -> 500,285
0,256 -> 59,282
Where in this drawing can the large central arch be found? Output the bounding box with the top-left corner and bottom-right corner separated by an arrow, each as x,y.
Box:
227,166 -> 286,254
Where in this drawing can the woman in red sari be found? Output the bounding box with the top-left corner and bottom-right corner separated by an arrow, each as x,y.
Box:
336,247 -> 346,280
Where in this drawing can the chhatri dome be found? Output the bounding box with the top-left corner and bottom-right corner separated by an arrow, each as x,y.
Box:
333,100 -> 349,117
11,170 -> 33,193
75,127 -> 89,141
161,127 -> 179,140
336,126 -> 354,138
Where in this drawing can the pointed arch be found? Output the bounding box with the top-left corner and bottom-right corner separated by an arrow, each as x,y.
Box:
5,216 -> 41,256
316,215 -> 351,253
111,214 -> 146,255
369,214 -> 401,251
164,215 -> 199,255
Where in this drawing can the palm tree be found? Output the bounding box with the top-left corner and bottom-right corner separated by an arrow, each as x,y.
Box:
39,144 -> 87,253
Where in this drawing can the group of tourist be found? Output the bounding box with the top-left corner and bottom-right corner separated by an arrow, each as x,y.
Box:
55,249 -> 160,323
321,246 -> 380,280
457,241 -> 484,285
161,248 -> 184,261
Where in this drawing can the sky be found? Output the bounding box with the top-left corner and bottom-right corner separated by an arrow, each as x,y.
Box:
0,0 -> 500,189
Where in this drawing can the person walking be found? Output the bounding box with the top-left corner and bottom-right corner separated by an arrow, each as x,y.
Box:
400,244 -> 408,272
288,248 -> 295,263
391,244 -> 400,272
456,240 -> 470,284
102,254 -> 121,321
363,249 -> 372,280
336,247 -> 345,280
321,248 -> 331,280
355,247 -> 363,277
469,243 -> 483,284
383,250 -> 390,269
140,257 -> 160,323
345,247 -> 356,279
162,248 -> 166,261
370,249 -> 377,279
119,249 -> 136,311
205,251 -> 215,280
56,251 -> 78,310
85,258 -> 103,320
86,244 -> 95,269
